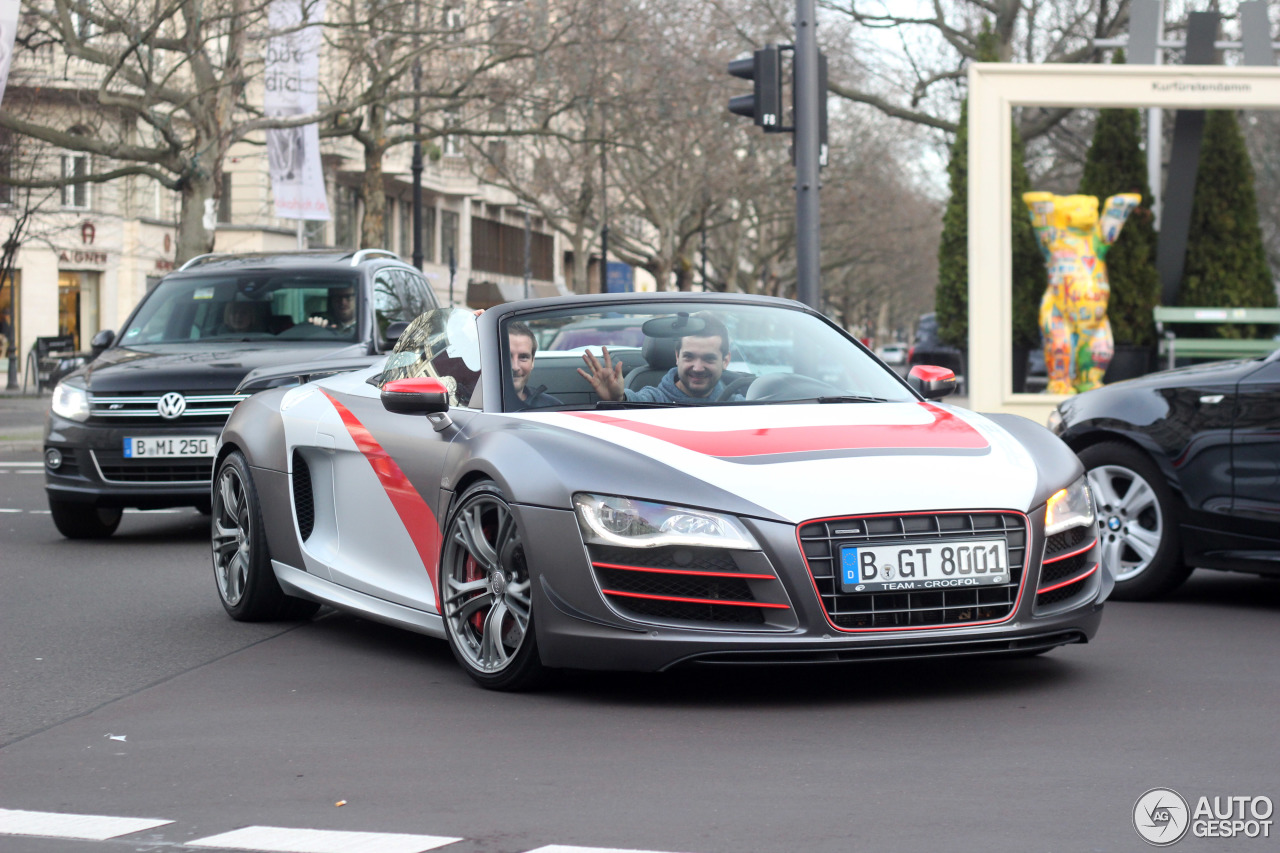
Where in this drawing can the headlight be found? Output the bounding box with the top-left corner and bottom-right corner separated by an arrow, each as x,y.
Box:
50,381 -> 91,422
573,493 -> 760,551
1044,475 -> 1095,536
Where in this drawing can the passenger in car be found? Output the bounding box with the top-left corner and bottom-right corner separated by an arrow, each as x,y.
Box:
578,313 -> 745,404
216,300 -> 268,335
508,321 -> 563,411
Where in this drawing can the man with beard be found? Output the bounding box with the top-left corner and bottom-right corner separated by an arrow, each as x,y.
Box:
508,321 -> 562,411
578,312 -> 744,404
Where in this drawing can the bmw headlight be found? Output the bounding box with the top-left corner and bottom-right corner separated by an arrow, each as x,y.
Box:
50,380 -> 91,422
573,493 -> 760,551
1044,475 -> 1095,536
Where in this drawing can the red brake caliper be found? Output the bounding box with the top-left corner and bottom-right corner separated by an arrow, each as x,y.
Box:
463,552 -> 486,633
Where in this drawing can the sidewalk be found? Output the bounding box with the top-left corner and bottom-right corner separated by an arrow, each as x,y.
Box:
0,390 -> 49,452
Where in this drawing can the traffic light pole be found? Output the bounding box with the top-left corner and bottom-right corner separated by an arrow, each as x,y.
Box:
793,0 -> 821,311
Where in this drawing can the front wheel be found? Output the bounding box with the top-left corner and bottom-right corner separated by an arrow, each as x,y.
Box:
439,482 -> 545,691
49,499 -> 122,539
211,451 -> 319,621
1079,442 -> 1191,601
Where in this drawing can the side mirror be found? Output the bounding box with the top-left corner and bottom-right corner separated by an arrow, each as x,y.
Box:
89,329 -> 115,359
382,320 -> 409,348
381,376 -> 453,431
907,364 -> 956,400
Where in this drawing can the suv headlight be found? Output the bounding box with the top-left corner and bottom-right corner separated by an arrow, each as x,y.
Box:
1044,475 -> 1095,536
50,380 -> 91,422
573,493 -> 759,551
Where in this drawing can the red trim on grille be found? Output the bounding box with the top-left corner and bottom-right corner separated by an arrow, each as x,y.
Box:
601,589 -> 791,610
1043,537 -> 1097,564
321,390 -> 441,611
796,509 -> 1030,634
592,560 -> 775,580
1037,563 -> 1099,594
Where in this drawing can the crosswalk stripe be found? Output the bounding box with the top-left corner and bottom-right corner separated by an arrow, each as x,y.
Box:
186,825 -> 462,853
525,846 -> 693,853
0,807 -> 173,840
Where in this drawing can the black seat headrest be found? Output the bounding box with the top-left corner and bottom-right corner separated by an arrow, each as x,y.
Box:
641,335 -> 677,370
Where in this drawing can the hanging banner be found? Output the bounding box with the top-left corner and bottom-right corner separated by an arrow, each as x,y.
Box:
265,0 -> 330,220
0,0 -> 20,106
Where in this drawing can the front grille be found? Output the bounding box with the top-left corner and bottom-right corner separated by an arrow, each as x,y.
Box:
292,451 -> 315,540
88,391 -> 248,425
799,512 -> 1028,631
91,450 -> 213,484
1035,523 -> 1099,611
588,544 -> 792,629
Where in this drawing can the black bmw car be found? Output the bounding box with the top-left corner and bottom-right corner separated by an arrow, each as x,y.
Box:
1049,350 -> 1280,600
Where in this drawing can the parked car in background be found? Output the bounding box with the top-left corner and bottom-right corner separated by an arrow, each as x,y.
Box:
1049,350 -> 1280,600
908,313 -> 964,391
43,250 -> 436,538
875,343 -> 907,366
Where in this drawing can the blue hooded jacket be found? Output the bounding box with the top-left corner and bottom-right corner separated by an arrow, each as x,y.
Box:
623,367 -> 744,404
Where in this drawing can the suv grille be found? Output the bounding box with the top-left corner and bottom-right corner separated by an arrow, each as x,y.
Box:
88,392 -> 248,425
588,544 -> 794,629
798,512 -> 1028,631
91,450 -> 213,484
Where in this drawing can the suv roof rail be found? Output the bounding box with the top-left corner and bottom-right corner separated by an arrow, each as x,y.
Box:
349,249 -> 400,267
178,253 -> 222,270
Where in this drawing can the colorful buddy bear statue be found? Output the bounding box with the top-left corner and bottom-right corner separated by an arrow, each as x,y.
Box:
1023,191 -> 1141,394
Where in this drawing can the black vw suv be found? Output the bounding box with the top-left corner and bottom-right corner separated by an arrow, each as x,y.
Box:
44,250 -> 438,538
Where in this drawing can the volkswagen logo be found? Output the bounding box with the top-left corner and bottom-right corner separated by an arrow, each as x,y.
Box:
157,392 -> 187,420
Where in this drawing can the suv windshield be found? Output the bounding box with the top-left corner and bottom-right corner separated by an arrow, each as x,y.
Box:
119,272 -> 362,345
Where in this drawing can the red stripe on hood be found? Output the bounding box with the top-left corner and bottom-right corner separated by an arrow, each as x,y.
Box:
322,391 -> 441,609
568,402 -> 986,457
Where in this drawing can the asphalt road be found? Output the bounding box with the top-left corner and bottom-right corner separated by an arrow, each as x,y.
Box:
2,431 -> 1278,853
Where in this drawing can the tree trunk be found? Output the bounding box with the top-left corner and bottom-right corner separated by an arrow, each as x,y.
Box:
360,143 -> 387,250
175,170 -> 219,265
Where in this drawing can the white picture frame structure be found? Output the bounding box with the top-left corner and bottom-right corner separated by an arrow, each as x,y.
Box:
967,62 -> 1280,425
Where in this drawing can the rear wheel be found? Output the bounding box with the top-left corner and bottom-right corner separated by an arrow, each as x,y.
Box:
49,499 -> 122,539
211,451 -> 318,621
1079,442 -> 1191,601
439,482 -> 545,691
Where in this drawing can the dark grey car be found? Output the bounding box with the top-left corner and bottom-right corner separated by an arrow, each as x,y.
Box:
44,250 -> 436,538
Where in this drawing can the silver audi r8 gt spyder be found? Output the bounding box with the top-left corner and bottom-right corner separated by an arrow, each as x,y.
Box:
212,293 -> 1112,690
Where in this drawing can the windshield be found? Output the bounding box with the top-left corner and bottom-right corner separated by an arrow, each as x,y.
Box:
500,302 -> 916,412
119,272 -> 362,345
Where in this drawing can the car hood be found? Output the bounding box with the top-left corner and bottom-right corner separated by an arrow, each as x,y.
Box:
72,342 -> 367,393
520,402 -> 1041,524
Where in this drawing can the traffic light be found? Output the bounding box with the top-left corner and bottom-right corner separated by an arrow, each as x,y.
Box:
727,45 -> 782,130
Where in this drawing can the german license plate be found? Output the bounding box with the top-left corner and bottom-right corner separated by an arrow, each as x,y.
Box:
839,539 -> 1010,592
123,436 -> 215,458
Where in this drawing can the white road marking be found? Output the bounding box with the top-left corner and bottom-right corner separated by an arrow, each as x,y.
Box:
0,807 -> 173,840
525,847 -> 692,853
187,825 -> 462,853
0,508 -> 22,513
0,462 -> 43,468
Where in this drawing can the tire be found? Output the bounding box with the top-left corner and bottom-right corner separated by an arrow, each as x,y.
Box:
49,499 -> 122,539
1078,441 -> 1191,601
211,451 -> 319,621
439,482 -> 546,691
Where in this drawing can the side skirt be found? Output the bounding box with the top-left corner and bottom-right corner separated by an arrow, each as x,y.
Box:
273,560 -> 446,639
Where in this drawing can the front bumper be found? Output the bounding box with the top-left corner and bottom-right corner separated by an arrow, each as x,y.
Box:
518,505 -> 1107,673
44,413 -> 222,509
